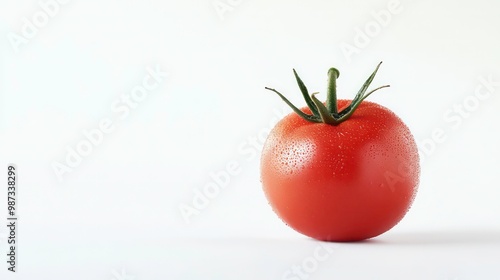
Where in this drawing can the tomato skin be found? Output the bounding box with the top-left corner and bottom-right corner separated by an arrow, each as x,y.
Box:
261,100 -> 420,241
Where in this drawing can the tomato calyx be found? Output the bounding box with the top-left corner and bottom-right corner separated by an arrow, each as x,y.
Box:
265,61 -> 390,125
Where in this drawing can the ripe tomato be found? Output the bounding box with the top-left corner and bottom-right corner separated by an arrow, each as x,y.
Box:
261,63 -> 420,241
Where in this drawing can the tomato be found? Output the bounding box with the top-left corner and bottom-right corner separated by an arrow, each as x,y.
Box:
261,63 -> 420,241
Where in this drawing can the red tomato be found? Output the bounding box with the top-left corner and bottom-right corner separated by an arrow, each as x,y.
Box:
261,63 -> 420,241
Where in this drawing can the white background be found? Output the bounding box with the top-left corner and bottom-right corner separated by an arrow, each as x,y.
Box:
1,0 -> 500,279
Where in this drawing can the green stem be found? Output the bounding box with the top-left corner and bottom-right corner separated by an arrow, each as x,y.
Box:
336,85 -> 390,122
264,87 -> 321,123
311,93 -> 338,125
265,62 -> 389,126
325,68 -> 340,115
360,85 -> 390,102
293,69 -> 320,118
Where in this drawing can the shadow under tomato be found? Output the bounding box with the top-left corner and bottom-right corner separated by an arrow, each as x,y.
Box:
371,229 -> 500,246
305,236 -> 385,244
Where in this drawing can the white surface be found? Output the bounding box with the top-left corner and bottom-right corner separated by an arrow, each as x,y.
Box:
1,0 -> 500,279
11,230 -> 500,280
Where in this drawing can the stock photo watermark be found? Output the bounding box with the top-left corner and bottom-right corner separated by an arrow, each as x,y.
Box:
51,64 -> 168,182
110,268 -> 135,280
212,0 -> 246,21
179,161 -> 242,223
382,156 -> 415,192
179,106 -> 290,224
417,74 -> 499,164
282,244 -> 338,280
7,0 -> 71,53
340,0 -> 403,63
5,165 -> 18,273
381,74 -> 500,188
